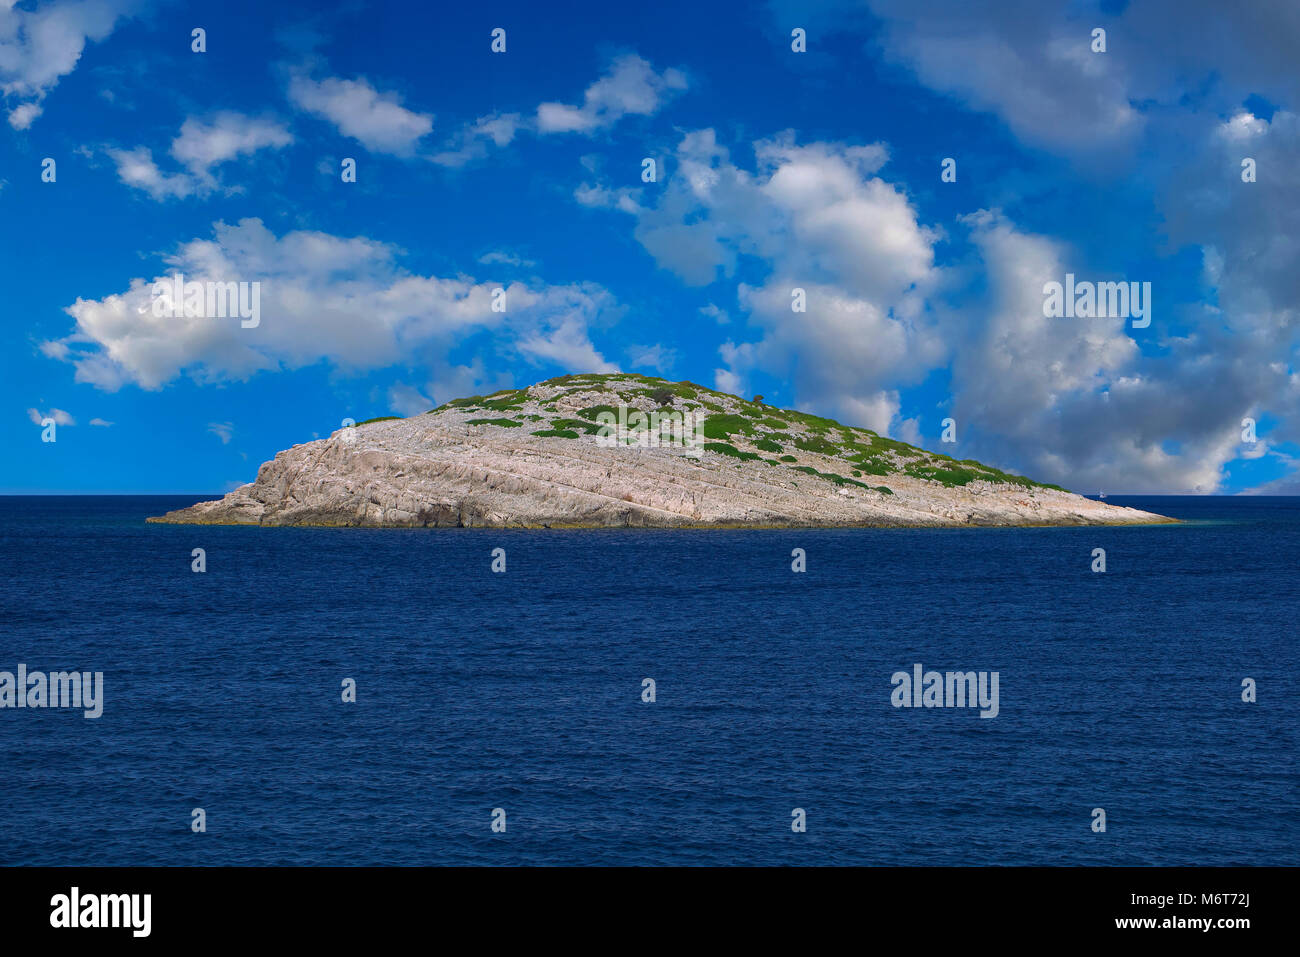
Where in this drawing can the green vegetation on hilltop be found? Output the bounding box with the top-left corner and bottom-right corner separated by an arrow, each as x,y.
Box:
417,371 -> 1065,494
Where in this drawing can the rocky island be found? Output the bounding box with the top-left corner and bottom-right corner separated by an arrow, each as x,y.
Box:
148,373 -> 1173,528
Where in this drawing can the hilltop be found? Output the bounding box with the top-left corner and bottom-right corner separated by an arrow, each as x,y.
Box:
148,373 -> 1172,527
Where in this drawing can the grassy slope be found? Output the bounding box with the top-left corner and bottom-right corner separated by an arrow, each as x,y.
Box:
407,372 -> 1066,493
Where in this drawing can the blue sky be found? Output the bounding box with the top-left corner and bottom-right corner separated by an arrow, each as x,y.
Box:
4,0 -> 1299,494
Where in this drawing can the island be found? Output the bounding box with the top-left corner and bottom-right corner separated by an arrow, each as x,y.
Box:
148,373 -> 1174,528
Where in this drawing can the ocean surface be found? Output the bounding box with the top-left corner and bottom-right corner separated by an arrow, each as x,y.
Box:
0,495 -> 1295,866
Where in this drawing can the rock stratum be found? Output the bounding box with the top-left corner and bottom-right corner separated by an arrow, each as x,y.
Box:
149,373 -> 1173,528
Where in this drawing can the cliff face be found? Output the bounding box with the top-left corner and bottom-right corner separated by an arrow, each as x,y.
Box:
148,373 -> 1173,528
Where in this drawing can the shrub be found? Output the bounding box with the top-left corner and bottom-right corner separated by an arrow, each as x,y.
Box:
466,418 -> 523,428
906,465 -> 980,486
702,414 -> 756,439
794,434 -> 840,455
704,441 -> 760,461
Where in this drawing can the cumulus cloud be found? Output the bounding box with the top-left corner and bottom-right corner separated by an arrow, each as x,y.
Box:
536,53 -> 687,134
574,182 -> 642,214
863,0 -> 1140,152
170,113 -> 293,174
580,119 -> 1270,488
0,0 -> 132,129
42,218 -> 618,391
425,54 -> 686,166
587,127 -> 943,428
27,407 -> 74,425
289,54 -> 684,169
1149,108 -> 1300,486
7,100 -> 41,129
945,209 -> 1270,492
800,0 -> 1300,487
107,112 -> 293,200
786,0 -> 1300,156
106,146 -> 197,200
713,366 -> 743,396
1166,111 -> 1300,345
288,72 -> 432,155
515,315 -> 617,372
627,129 -> 927,301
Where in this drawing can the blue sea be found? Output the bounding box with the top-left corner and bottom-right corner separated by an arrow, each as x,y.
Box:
0,495 -> 1295,866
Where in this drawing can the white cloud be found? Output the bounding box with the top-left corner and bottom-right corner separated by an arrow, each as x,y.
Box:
864,0 -> 1141,152
790,0 -> 1300,157
312,53 -> 689,168
946,209 -> 1262,492
574,182 -> 642,214
207,421 -> 234,444
590,128 -> 943,427
170,112 -> 292,175
106,146 -> 198,200
536,54 -> 686,134
0,0 -> 131,129
107,112 -> 293,201
583,120 -> 1280,488
1147,108 -> 1300,488
385,382 -> 434,417
713,367 -> 743,397
27,407 -> 74,425
626,129 -> 923,297
424,360 -> 514,407
515,315 -> 616,373
429,111 -> 521,167
8,100 -> 41,129
735,280 -> 926,433
89,417 -> 113,426
476,249 -> 535,269
288,73 -> 432,156
43,218 -> 618,390
626,343 -> 675,373
699,303 -> 729,324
